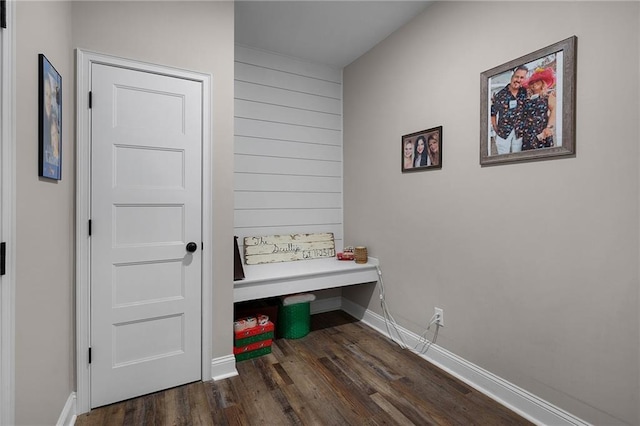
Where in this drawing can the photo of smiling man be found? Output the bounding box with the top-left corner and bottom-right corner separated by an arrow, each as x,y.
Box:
490,65 -> 528,155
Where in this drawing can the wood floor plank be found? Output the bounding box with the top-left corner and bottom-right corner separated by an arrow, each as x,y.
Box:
334,323 -> 481,413
103,400 -> 126,426
229,362 -> 277,424
161,384 -> 191,426
320,324 -> 450,425
235,358 -> 297,426
201,378 -> 240,425
275,338 -> 366,425
289,342 -> 379,420
324,342 -> 439,425
271,362 -> 294,386
202,377 -> 234,409
273,377 -> 331,425
252,356 -> 280,391
369,392 -> 415,426
390,376 -> 473,425
317,355 -> 390,420
75,310 -> 534,426
223,404 -> 248,426
186,381 -> 214,426
81,397 -> 125,426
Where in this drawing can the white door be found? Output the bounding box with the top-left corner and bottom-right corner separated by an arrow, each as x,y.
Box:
90,63 -> 203,408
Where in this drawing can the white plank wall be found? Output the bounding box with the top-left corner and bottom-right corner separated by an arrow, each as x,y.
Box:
234,45 -> 344,253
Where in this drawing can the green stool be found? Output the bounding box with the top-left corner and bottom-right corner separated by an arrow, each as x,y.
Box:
278,302 -> 311,339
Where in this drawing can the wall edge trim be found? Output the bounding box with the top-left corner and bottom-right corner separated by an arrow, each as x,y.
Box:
56,392 -> 76,426
211,354 -> 238,381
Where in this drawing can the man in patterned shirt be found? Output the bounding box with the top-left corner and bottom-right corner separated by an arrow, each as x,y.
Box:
491,65 -> 528,154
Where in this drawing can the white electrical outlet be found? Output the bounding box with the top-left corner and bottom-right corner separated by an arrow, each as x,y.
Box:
434,307 -> 444,327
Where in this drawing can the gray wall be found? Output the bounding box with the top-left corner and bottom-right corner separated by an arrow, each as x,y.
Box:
15,2 -> 75,424
14,2 -> 235,424
343,2 -> 639,425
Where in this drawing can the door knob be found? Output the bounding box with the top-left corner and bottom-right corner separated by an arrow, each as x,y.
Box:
186,242 -> 198,253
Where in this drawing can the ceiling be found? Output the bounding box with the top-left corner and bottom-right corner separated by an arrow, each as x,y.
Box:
235,1 -> 433,69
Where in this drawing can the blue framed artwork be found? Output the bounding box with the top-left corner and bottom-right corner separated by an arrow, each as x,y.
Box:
39,54 -> 62,180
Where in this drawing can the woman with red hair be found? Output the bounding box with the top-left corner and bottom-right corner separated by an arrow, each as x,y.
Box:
521,67 -> 556,150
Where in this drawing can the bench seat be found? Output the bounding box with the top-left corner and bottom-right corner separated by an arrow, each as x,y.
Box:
233,257 -> 379,302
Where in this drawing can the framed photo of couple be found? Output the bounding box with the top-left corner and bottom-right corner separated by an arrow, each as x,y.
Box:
401,126 -> 442,173
480,36 -> 576,166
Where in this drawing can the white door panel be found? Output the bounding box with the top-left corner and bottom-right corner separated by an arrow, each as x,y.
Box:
90,63 -> 202,408
114,145 -> 185,189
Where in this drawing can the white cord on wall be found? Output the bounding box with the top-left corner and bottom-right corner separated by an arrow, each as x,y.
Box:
376,265 -> 408,349
415,313 -> 440,354
375,264 -> 440,354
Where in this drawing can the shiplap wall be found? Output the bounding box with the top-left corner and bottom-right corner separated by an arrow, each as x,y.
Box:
234,45 -> 344,252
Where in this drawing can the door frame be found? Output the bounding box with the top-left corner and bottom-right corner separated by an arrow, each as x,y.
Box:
0,1 -> 15,424
75,49 -> 213,414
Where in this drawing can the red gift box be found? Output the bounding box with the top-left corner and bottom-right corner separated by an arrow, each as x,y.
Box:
233,320 -> 274,339
233,339 -> 273,355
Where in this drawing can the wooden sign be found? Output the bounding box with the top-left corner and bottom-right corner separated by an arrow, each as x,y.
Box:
244,233 -> 335,265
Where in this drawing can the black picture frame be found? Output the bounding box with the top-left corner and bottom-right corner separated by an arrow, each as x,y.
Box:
39,54 -> 62,180
480,36 -> 576,166
234,236 -> 245,281
401,126 -> 442,173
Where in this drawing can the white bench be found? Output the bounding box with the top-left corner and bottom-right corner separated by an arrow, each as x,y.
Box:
233,256 -> 379,303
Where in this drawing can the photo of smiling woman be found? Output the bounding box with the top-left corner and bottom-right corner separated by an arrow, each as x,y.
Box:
414,136 -> 428,167
426,133 -> 440,166
403,139 -> 414,170
401,126 -> 442,172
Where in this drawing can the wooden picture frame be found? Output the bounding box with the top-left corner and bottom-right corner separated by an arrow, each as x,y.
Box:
38,54 -> 62,180
401,126 -> 442,172
480,36 -> 576,166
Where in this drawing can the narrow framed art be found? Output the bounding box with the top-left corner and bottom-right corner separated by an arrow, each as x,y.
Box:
401,126 -> 442,173
38,53 -> 62,180
480,36 -> 576,166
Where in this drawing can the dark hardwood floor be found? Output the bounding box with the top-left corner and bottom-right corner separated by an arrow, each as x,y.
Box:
76,311 -> 533,426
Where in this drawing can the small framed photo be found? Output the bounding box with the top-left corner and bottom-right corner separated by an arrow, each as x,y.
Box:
402,126 -> 442,173
39,54 -> 62,180
480,36 -> 576,166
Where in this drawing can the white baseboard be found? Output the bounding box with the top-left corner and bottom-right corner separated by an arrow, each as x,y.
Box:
340,298 -> 591,426
56,392 -> 76,426
211,354 -> 238,381
310,296 -> 342,314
